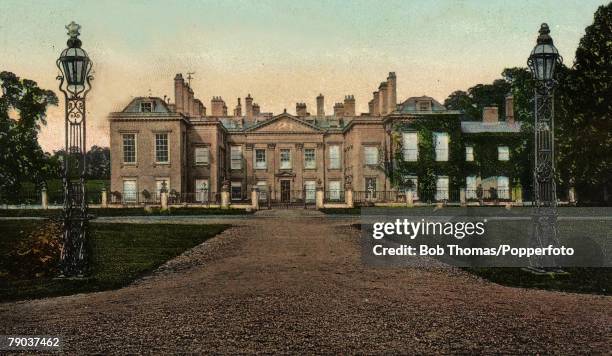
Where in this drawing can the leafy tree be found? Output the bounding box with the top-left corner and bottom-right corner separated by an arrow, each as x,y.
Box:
0,71 -> 58,198
85,146 -> 110,180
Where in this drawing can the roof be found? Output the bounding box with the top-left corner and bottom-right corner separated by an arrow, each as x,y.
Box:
120,97 -> 172,113
461,121 -> 523,133
396,96 -> 452,114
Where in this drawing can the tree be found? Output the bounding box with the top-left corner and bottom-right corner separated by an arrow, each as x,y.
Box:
85,146 -> 110,180
560,3 -> 612,203
0,71 -> 58,198
444,80 -> 511,121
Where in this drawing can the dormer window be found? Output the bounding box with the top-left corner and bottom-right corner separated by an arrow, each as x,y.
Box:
418,101 -> 430,111
140,102 -> 153,112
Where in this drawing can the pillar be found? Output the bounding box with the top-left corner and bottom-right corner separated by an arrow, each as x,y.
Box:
345,187 -> 353,208
101,189 -> 108,208
568,187 -> 576,205
251,187 -> 259,210
513,185 -> 523,205
221,180 -> 230,209
316,187 -> 324,209
160,191 -> 168,210
407,190 -> 414,208
41,187 -> 48,209
460,188 -> 466,207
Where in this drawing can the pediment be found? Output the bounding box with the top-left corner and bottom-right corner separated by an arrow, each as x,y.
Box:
246,113 -> 322,133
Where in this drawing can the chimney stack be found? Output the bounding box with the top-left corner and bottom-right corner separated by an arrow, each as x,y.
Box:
372,91 -> 380,116
252,103 -> 260,116
379,82 -> 388,115
193,99 -> 203,117
187,86 -> 194,117
211,96 -> 226,116
234,98 -> 242,117
174,74 -> 185,114
343,95 -> 355,116
296,102 -> 307,117
316,93 -> 325,117
245,94 -> 254,121
505,94 -> 514,123
368,99 -> 374,115
482,106 -> 499,123
333,102 -> 344,117
387,72 -> 397,113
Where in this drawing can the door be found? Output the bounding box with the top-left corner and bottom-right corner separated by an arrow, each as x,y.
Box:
280,180 -> 291,202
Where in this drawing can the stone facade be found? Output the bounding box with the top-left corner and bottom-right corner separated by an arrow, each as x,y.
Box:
109,72 -> 521,203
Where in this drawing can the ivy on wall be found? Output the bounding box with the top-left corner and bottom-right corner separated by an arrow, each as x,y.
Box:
389,115 -> 526,196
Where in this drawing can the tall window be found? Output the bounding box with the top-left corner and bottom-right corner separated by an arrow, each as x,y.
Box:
329,145 -> 341,169
436,176 -> 449,201
434,132 -> 449,161
304,148 -> 316,169
466,175 -> 477,199
364,146 -> 379,165
155,178 -> 170,196
155,133 -> 169,163
402,132 -> 418,161
122,134 -> 136,163
231,146 -> 242,170
256,181 -> 268,201
231,181 -> 242,200
498,146 -> 510,161
280,149 -> 291,169
122,179 -> 137,203
195,179 -> 209,202
365,177 -> 377,191
329,181 -> 341,201
255,149 -> 266,169
465,146 -> 474,162
194,146 -> 209,165
304,180 -> 316,202
497,176 -> 510,199
404,175 -> 419,200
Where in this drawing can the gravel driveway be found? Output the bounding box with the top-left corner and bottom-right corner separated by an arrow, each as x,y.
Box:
1,210 -> 610,354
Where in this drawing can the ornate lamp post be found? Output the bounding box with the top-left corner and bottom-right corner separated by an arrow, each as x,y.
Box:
56,22 -> 94,277
527,23 -> 562,271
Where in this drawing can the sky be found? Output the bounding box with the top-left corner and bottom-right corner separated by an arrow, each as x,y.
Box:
0,0 -> 607,151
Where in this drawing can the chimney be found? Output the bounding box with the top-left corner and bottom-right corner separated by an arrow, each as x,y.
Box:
387,72 -> 397,113
222,103 -> 228,116
211,96 -> 226,116
245,94 -> 254,120
333,102 -> 344,117
193,99 -> 203,117
368,100 -> 374,115
379,82 -> 388,115
252,103 -> 260,116
234,98 -> 242,117
296,102 -> 307,117
343,95 -> 355,116
174,74 -> 185,114
187,86 -> 194,117
505,94 -> 514,123
316,93 -> 325,117
482,106 -> 499,123
372,91 -> 380,116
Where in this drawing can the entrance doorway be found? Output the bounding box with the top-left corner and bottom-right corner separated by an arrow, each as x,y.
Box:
280,180 -> 291,202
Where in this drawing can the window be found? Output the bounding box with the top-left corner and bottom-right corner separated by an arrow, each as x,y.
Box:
418,101 -> 430,111
122,180 -> 137,203
304,180 -> 316,202
231,146 -> 242,170
328,181 -> 341,201
122,134 -> 136,164
155,133 -> 169,163
434,132 -> 449,161
155,178 -> 170,197
465,146 -> 474,162
404,175 -> 419,200
304,148 -> 316,169
436,176 -> 449,201
364,146 -> 379,165
365,177 -> 377,191
280,149 -> 291,169
466,176 -> 477,199
195,179 -> 209,202
195,147 -> 209,165
231,181 -> 242,200
140,102 -> 152,112
329,145 -> 341,169
256,181 -> 268,201
254,149 -> 266,169
402,132 -> 418,161
497,176 -> 510,199
498,146 -> 510,161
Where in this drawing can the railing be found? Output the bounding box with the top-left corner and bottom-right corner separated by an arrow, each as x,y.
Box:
465,188 -> 512,201
324,190 -> 345,203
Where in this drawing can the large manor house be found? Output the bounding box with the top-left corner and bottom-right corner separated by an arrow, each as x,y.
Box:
109,72 -> 521,204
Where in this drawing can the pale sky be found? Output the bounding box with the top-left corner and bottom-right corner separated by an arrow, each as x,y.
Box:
0,0 -> 606,151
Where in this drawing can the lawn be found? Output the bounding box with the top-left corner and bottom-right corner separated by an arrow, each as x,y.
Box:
0,207 -> 253,218
0,220 -> 229,302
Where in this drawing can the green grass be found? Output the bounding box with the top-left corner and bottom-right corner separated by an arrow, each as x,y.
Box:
0,220 -> 229,302
0,207 -> 253,218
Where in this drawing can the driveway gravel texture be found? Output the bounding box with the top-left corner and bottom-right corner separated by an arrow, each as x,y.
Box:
1,209 -> 610,354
